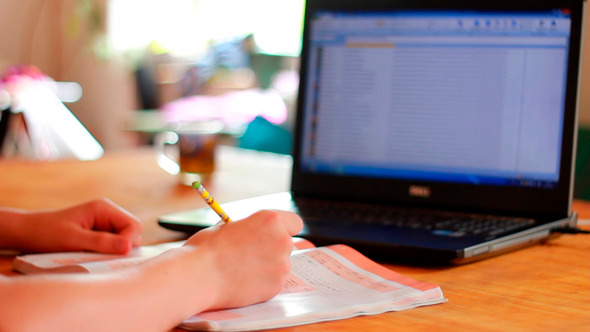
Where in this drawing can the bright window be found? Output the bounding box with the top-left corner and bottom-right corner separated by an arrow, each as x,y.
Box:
107,0 -> 305,57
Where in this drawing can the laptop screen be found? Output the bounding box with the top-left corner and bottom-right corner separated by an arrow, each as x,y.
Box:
298,9 -> 572,189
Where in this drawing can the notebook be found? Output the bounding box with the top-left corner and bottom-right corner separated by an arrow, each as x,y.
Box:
159,0 -> 585,264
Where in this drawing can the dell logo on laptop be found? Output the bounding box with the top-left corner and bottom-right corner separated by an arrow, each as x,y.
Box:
409,185 -> 431,198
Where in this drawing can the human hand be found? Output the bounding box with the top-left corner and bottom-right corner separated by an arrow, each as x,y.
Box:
13,198 -> 143,254
184,209 -> 303,310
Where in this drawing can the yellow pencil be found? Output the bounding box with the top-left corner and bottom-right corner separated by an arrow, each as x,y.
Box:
192,181 -> 232,223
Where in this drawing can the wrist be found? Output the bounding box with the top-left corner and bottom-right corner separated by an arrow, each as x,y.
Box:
130,244 -> 223,320
175,244 -> 224,311
0,208 -> 30,250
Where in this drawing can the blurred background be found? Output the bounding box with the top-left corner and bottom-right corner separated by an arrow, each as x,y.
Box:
0,0 -> 303,154
0,0 -> 589,198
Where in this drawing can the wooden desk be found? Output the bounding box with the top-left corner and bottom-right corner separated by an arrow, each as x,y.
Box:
1,147 -> 589,331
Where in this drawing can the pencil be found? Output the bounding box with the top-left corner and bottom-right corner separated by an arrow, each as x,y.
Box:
192,181 -> 232,223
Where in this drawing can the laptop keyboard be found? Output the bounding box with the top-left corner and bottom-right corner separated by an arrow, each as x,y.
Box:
293,198 -> 536,238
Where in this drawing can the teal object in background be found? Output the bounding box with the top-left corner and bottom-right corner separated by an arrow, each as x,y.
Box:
238,116 -> 292,155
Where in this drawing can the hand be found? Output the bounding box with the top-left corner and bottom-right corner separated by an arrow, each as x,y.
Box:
184,209 -> 303,310
14,198 -> 143,254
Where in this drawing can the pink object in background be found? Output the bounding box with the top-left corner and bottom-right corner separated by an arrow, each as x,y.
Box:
160,88 -> 288,131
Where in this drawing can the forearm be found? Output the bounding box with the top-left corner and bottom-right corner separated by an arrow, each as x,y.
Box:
0,246 -> 217,332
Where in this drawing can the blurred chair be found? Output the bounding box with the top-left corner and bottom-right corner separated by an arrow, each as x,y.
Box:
575,126 -> 590,200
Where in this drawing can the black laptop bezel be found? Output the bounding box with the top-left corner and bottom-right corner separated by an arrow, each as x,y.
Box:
291,0 -> 584,221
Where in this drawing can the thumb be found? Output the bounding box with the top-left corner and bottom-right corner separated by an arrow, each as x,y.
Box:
77,230 -> 133,254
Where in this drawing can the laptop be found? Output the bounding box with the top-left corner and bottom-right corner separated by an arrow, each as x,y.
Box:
159,0 -> 585,264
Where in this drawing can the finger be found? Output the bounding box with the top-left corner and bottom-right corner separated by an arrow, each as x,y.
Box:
117,225 -> 143,247
273,210 -> 303,236
89,199 -> 143,239
238,210 -> 303,237
77,230 -> 133,254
